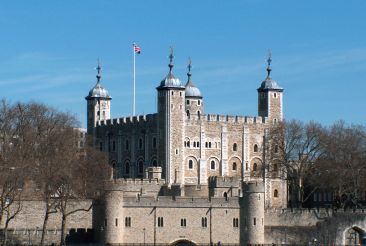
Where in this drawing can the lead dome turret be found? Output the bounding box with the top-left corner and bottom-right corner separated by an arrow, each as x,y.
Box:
184,57 -> 202,98
158,49 -> 184,89
86,64 -> 112,100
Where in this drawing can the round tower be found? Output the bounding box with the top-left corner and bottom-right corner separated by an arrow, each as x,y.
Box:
103,188 -> 124,244
85,61 -> 112,136
257,51 -> 283,123
241,181 -> 265,244
184,57 -> 204,119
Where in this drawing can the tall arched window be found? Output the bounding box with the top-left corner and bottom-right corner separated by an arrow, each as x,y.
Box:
153,137 -> 157,149
125,140 -> 129,150
186,110 -> 190,118
197,111 -> 201,119
233,143 -> 237,151
232,162 -> 237,171
152,160 -> 158,167
274,189 -> 278,197
210,160 -> 215,170
254,144 -> 258,152
139,138 -> 143,150
253,163 -> 257,171
188,160 -> 193,169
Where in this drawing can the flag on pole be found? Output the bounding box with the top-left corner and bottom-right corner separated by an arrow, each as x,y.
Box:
134,43 -> 141,54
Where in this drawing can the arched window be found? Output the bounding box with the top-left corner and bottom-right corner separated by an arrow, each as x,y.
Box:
125,140 -> 129,150
153,137 -> 157,149
188,160 -> 193,169
193,142 -> 196,148
197,111 -> 201,119
254,144 -> 258,153
232,162 -> 237,171
186,110 -> 190,118
152,160 -> 158,167
233,143 -> 237,151
125,162 -> 130,174
209,142 -> 211,148
187,140 -> 190,147
253,163 -> 257,172
198,100 -> 201,106
197,141 -> 200,147
138,161 -> 144,174
186,100 -> 190,105
139,138 -> 143,150
274,189 -> 278,197
210,160 -> 215,170
224,192 -> 228,201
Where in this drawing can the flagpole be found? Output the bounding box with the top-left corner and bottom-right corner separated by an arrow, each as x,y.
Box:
133,43 -> 136,116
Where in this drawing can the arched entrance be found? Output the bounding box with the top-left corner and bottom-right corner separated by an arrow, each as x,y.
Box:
170,239 -> 197,246
345,227 -> 365,246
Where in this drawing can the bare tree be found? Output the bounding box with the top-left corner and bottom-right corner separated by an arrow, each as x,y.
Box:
268,120 -> 325,207
0,100 -> 28,246
56,134 -> 108,245
313,121 -> 366,208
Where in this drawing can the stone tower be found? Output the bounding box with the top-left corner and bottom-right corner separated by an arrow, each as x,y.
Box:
85,62 -> 112,136
241,181 -> 265,244
184,58 -> 204,119
156,49 -> 186,184
103,189 -> 124,244
257,51 -> 283,122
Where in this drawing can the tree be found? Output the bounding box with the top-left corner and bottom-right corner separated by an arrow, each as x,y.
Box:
0,100 -> 29,246
268,120 -> 325,207
56,135 -> 108,246
313,121 -> 366,208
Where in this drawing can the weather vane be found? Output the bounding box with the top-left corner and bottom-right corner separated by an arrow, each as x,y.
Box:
266,49 -> 272,77
187,57 -> 192,73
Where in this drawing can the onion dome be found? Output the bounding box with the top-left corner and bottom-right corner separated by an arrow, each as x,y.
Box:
185,58 -> 202,98
257,51 -> 283,92
86,62 -> 112,99
158,48 -> 184,89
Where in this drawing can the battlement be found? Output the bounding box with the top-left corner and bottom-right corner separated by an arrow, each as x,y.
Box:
105,178 -> 166,190
122,195 -> 241,207
186,114 -> 268,124
265,207 -> 366,215
96,113 -> 157,127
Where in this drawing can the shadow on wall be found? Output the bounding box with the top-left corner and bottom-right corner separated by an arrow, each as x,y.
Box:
65,228 -> 94,244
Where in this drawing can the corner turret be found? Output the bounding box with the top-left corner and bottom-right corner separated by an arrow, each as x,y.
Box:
257,51 -> 283,122
156,48 -> 186,184
184,57 -> 204,119
85,60 -> 112,136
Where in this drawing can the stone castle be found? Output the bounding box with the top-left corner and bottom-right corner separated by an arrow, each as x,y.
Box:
84,51 -> 366,245
2,51 -> 366,246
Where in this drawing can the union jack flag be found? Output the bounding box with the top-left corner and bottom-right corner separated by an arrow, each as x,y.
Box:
134,44 -> 141,54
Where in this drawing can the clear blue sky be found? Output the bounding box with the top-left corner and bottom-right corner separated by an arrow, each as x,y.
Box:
0,1 -> 365,128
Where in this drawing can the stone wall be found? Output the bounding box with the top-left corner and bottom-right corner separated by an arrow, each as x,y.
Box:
0,200 -> 93,245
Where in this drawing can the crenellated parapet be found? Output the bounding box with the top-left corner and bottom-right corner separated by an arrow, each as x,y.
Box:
97,113 -> 158,127
186,114 -> 268,124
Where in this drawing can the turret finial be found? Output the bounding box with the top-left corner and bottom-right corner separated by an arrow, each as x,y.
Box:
266,49 -> 272,77
96,58 -> 102,83
168,46 -> 174,71
187,57 -> 192,80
